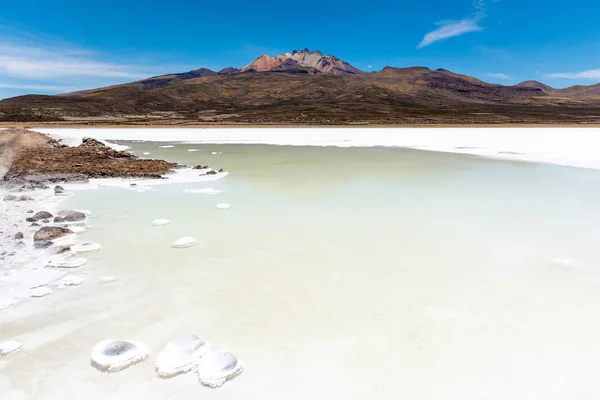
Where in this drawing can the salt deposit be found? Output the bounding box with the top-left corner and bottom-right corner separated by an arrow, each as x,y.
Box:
155,335 -> 210,377
0,340 -> 22,355
152,219 -> 170,226
195,350 -> 243,388
47,256 -> 88,268
70,242 -> 101,253
216,203 -> 231,210
30,287 -> 52,297
172,237 -> 197,248
56,275 -> 84,287
90,340 -> 148,372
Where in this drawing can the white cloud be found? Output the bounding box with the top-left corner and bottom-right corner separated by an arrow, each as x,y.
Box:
547,70 -> 600,80
417,1 -> 486,49
0,83 -> 78,91
0,43 -> 150,80
368,65 -> 373,69
484,72 -> 511,80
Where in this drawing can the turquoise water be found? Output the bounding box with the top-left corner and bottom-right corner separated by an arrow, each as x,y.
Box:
3,143 -> 600,399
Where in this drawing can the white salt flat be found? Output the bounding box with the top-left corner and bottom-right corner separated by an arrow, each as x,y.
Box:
0,297 -> 16,310
91,340 -> 148,372
152,219 -> 170,226
172,237 -> 197,248
71,242 -> 101,253
195,350 -> 243,388
215,203 -> 231,210
47,256 -> 88,268
57,275 -> 84,287
155,335 -> 210,378
30,287 -> 52,297
183,188 -> 221,195
0,340 -> 22,355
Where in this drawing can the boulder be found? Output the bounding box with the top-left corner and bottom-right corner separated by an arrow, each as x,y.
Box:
26,211 -> 53,222
54,185 -> 65,194
33,226 -> 73,242
57,210 -> 86,223
53,216 -> 65,223
14,232 -> 24,240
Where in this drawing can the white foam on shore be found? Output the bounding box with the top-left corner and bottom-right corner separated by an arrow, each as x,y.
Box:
35,127 -> 600,170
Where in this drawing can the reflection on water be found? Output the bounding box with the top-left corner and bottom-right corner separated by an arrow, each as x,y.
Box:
3,143 -> 600,400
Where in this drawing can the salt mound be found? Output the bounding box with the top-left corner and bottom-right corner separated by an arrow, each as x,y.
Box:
156,335 -> 210,378
0,340 -> 22,356
195,350 -> 243,387
91,340 -> 148,372
183,188 -> 221,195
215,203 -> 231,210
71,242 -> 101,253
142,152 -> 150,155
57,275 -> 84,287
31,287 -> 52,297
172,237 -> 197,248
152,219 -> 170,226
99,276 -> 118,284
47,256 -> 88,268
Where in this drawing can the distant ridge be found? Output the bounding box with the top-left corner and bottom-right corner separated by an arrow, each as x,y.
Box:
1,49 -> 600,124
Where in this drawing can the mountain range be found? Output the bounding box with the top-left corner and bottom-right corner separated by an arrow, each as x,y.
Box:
1,49 -> 600,125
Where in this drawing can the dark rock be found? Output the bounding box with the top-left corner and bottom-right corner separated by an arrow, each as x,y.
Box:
27,210 -> 34,213
34,240 -> 54,249
130,183 -> 137,187
218,169 -> 224,173
206,170 -> 217,175
3,195 -> 17,201
55,246 -> 72,254
53,216 -> 65,223
17,195 -> 34,201
42,219 -> 50,223
33,226 -> 73,241
80,137 -> 106,147
54,185 -> 65,194
14,232 -> 24,240
26,211 -> 53,222
57,210 -> 86,222
30,222 -> 40,227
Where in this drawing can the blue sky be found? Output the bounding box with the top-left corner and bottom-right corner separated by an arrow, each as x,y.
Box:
1,0 -> 599,99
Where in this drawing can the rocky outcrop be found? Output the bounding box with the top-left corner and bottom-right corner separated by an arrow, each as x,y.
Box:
33,226 -> 73,242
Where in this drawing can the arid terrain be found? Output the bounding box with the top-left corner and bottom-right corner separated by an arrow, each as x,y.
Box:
0,128 -> 179,189
1,49 -> 600,125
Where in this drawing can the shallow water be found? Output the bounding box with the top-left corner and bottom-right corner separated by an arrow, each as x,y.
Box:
3,143 -> 600,399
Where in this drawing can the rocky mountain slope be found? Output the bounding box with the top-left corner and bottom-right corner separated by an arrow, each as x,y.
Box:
1,50 -> 600,125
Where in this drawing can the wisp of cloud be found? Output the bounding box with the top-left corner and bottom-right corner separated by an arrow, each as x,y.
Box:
548,70 -> 600,80
417,0 -> 486,49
